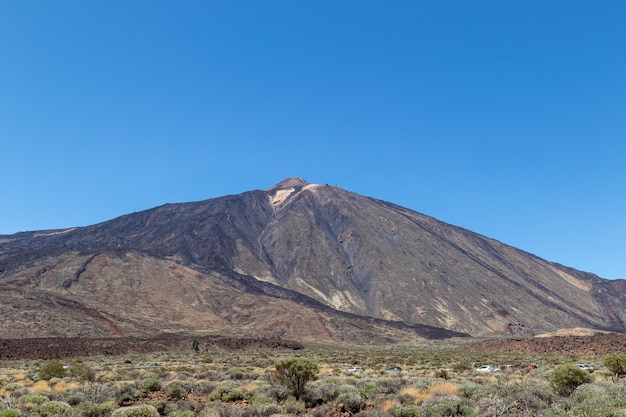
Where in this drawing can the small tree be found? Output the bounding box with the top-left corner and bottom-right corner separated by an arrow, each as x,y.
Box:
38,359 -> 67,380
550,363 -> 592,396
604,353 -> 626,382
273,357 -> 319,400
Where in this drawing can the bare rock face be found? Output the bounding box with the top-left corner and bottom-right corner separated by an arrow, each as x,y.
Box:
1,177 -> 625,343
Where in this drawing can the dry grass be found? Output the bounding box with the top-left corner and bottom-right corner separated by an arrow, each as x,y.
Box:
379,398 -> 395,412
31,380 -> 50,392
241,382 -> 258,392
400,382 -> 458,405
52,380 -> 81,393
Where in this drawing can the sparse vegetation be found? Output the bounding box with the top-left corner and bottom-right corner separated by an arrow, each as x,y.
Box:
1,343 -> 625,416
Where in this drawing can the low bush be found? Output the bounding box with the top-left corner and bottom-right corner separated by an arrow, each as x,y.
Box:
265,385 -> 290,402
69,362 -> 96,382
150,400 -> 174,416
393,405 -> 423,417
112,404 -> 160,417
16,394 -> 49,406
170,412 -> 195,417
63,392 -> 86,406
190,381 -> 217,396
2,383 -> 23,392
38,360 -> 66,381
211,385 -> 247,402
76,402 -> 116,417
165,381 -> 190,400
550,363 -> 592,396
420,395 -> 474,416
33,400 -> 73,417
336,390 -> 365,414
140,378 -> 162,393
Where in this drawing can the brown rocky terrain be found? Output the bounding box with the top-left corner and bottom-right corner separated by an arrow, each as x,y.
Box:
0,334 -> 304,360
459,331 -> 626,355
2,177 -> 626,343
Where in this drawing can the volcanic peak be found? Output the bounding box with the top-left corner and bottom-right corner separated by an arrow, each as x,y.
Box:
266,177 -> 320,209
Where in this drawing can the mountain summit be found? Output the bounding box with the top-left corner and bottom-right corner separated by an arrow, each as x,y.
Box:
1,178 -> 625,343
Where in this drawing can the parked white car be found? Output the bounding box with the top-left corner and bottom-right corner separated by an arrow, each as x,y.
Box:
476,365 -> 500,372
577,363 -> 594,372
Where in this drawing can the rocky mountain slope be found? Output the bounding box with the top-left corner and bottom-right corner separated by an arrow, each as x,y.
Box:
1,177 -> 625,343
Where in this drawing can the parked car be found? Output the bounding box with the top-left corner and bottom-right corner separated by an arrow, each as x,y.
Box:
387,366 -> 402,372
347,366 -> 362,372
476,365 -> 500,372
577,363 -> 594,372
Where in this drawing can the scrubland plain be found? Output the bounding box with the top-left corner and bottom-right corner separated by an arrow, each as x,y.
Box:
1,339 -> 624,417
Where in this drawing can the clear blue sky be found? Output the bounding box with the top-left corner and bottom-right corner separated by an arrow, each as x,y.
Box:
1,1 -> 625,279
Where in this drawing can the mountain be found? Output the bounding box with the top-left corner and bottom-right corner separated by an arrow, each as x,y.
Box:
1,177 -> 625,344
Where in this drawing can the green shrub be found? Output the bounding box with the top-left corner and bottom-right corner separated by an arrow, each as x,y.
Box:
141,378 -> 162,392
3,382 -> 24,392
117,393 -> 136,406
604,354 -> 626,382
111,405 -> 160,417
0,410 -> 21,417
358,382 -> 378,399
453,360 -> 473,372
336,390 -> 365,413
16,394 -> 49,405
283,398 -> 306,414
150,401 -> 174,416
63,392 -> 85,406
38,360 -> 67,380
393,405 -> 424,417
170,412 -> 195,417
211,385 -> 247,402
420,395 -> 474,416
76,402 -> 115,417
33,400 -> 73,417
165,380 -> 190,400
272,357 -> 319,400
68,362 -> 96,382
550,363 -> 592,396
190,381 -> 216,396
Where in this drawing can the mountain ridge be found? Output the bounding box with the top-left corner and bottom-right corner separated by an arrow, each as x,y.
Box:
1,178 -> 625,343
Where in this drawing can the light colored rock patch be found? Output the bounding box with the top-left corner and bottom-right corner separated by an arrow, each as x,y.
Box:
434,300 -> 459,328
268,183 -> 321,209
486,319 -> 509,333
342,291 -> 366,311
553,268 -> 592,291
294,277 -> 332,304
302,184 -> 320,192
269,188 -> 295,208
329,292 -> 350,310
379,308 -> 402,321
34,228 -> 77,237
535,327 -> 616,337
